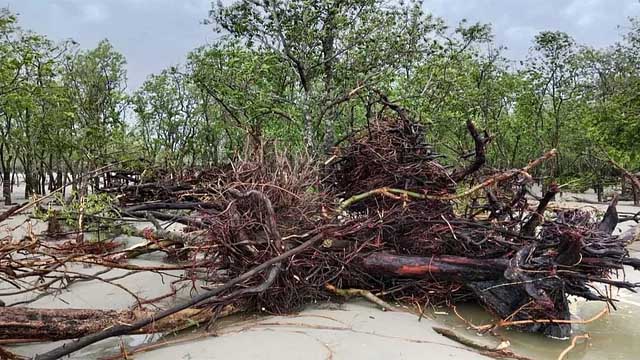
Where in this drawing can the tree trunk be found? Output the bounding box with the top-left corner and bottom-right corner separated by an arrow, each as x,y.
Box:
302,96 -> 314,153
0,306 -> 235,342
92,176 -> 100,193
0,148 -> 12,205
10,157 -> 17,191
40,170 -> 46,195
48,171 -> 55,192
62,171 -> 68,198
2,170 -> 11,206
321,8 -> 337,153
105,171 -> 112,189
362,253 -> 508,281
595,182 -> 603,203
24,170 -> 34,197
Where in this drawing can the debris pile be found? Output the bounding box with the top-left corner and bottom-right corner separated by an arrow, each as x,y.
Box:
2,115 -> 639,359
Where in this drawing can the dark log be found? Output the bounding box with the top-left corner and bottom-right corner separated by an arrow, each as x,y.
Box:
362,253 -> 507,281
598,194 -> 619,235
100,183 -> 192,193
124,210 -> 210,229
623,257 -> 640,270
106,228 -> 206,261
467,280 -> 572,339
365,251 -> 575,338
521,183 -> 558,238
0,306 -> 226,342
450,120 -> 487,182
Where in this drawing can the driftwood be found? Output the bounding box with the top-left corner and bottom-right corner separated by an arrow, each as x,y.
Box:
0,305 -> 238,342
433,327 -> 534,360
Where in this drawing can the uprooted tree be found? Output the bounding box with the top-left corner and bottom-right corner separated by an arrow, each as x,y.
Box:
1,109 -> 639,359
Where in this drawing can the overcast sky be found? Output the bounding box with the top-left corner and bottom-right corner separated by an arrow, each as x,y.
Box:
3,0 -> 640,89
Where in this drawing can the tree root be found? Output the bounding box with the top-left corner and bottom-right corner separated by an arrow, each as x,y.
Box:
325,284 -> 396,312
432,326 -> 534,360
474,306 -> 609,332
338,149 -> 557,212
556,334 -> 590,360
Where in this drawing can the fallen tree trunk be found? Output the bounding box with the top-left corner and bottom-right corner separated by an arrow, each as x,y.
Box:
362,253 -> 508,280
109,229 -> 206,261
0,305 -> 237,343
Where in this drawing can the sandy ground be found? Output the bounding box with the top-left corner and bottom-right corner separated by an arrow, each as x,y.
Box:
133,303 -> 490,360
1,185 -> 640,359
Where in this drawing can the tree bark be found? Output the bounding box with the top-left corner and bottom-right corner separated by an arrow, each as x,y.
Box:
2,169 -> 11,205
1,146 -> 12,205
0,306 -> 235,342
362,253 -> 508,281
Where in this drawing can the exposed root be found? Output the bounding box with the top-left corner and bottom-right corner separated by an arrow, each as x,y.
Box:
557,334 -> 590,360
433,326 -> 534,360
325,284 -> 396,312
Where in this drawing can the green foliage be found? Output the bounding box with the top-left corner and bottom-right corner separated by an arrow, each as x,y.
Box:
0,4 -> 639,197
62,192 -> 119,235
1,12 -> 130,198
32,192 -> 119,239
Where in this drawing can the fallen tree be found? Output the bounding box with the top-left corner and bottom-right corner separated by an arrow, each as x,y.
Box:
2,111 -> 639,359
0,305 -> 239,342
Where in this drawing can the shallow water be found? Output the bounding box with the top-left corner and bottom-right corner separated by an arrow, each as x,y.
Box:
434,259 -> 640,360
430,212 -> 640,360
2,189 -> 640,359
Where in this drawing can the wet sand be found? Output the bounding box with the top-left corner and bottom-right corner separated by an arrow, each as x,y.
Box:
133,303 -> 490,360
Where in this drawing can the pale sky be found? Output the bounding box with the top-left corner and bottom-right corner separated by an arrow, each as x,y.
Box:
3,0 -> 640,89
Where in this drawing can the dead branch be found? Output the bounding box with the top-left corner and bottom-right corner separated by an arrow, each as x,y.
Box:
433,327 -> 533,360
556,334 -> 590,360
450,120 -> 487,182
33,233 -> 324,360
